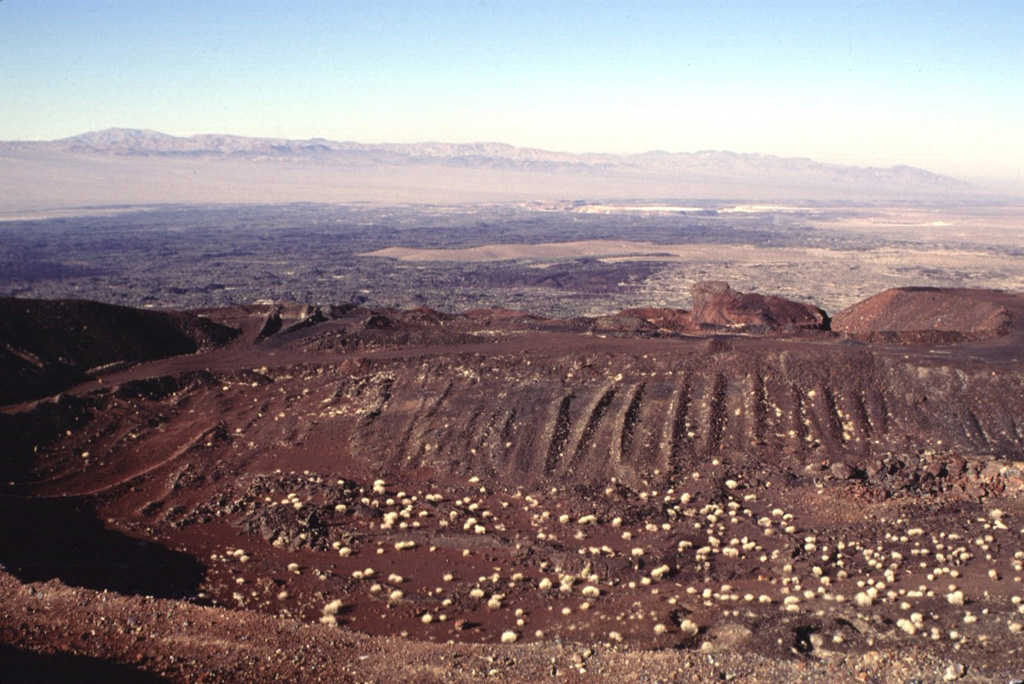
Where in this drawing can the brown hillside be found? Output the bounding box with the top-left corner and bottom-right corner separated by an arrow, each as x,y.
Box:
832,287 -> 1018,343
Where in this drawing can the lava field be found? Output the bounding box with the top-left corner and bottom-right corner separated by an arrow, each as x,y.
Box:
3,284 -> 1024,682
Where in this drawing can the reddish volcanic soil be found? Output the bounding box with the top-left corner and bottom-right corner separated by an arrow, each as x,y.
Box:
3,286 -> 1024,682
832,287 -> 1020,344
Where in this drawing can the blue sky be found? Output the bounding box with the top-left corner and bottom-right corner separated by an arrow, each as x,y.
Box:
2,1 -> 1022,184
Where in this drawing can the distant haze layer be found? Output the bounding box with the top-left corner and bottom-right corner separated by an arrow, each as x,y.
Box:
0,129 -> 981,214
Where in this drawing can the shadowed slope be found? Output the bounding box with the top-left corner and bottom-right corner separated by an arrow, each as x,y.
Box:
0,298 -> 239,404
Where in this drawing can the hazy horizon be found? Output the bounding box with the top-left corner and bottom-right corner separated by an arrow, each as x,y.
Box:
2,2 -> 1023,192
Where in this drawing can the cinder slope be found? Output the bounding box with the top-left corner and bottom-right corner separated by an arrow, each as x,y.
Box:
832,287 -> 1018,343
0,298 -> 239,404
4,288 -> 1024,681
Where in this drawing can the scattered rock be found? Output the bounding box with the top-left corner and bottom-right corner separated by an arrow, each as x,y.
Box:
943,662 -> 966,681
829,462 -> 855,480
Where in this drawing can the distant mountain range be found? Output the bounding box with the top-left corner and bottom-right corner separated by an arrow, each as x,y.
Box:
0,128 -> 976,212
26,128 -> 971,187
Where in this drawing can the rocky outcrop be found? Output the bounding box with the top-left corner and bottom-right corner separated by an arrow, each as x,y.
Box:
689,281 -> 828,330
